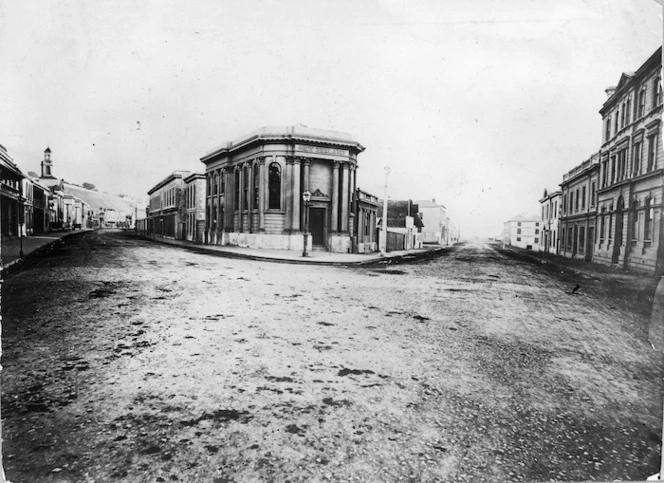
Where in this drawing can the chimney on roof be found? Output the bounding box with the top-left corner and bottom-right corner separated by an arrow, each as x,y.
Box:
605,86 -> 616,98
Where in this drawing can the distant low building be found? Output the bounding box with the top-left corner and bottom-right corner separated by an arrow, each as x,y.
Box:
502,215 -> 541,250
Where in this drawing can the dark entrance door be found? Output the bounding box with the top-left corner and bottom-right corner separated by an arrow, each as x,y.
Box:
309,207 -> 326,248
612,198 -> 624,264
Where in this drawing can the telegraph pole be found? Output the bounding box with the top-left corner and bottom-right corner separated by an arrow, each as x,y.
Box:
380,166 -> 390,256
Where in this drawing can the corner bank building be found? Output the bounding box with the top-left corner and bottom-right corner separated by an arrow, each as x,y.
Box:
200,125 -> 365,252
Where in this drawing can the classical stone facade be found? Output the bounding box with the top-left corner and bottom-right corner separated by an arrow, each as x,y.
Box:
200,125 -> 364,252
559,152 -> 600,261
594,47 -> 663,273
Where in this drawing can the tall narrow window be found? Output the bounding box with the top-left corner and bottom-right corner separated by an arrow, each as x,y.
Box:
220,171 -> 225,194
645,197 -> 653,240
626,98 -> 631,125
253,164 -> 260,209
605,117 -> 611,142
655,76 -> 662,107
620,102 -> 626,128
243,166 -> 249,210
213,173 -> 218,196
575,189 -> 579,212
591,182 -> 596,207
633,143 -> 642,176
638,86 -> 647,118
581,186 -> 586,210
647,135 -> 657,172
268,163 -> 281,209
631,200 -> 639,241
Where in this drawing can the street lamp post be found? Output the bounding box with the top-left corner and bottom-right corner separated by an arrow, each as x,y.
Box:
302,190 -> 311,257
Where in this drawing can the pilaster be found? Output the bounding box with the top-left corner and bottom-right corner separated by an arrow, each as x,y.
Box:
331,160 -> 340,233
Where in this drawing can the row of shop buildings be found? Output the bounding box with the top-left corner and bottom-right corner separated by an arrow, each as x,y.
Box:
1,145 -> 138,240
1,146 -> 91,238
140,124 -> 455,253
505,47 -> 664,275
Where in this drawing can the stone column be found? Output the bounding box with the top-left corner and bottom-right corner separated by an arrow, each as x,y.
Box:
340,162 -> 350,233
292,157 -> 302,231
258,157 -> 265,231
331,161 -> 340,233
224,166 -> 232,231
263,156 -> 272,212
286,156 -> 294,232
248,162 -> 254,233
216,168 -> 222,243
238,164 -> 244,232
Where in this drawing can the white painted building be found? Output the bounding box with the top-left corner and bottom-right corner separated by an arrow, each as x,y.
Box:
502,215 -> 542,250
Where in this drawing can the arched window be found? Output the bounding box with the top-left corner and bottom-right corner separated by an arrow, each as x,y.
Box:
234,170 -> 240,211
253,164 -> 260,209
243,165 -> 249,210
268,163 -> 281,209
213,173 -> 218,196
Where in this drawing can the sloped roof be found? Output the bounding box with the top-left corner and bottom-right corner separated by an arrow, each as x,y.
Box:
63,183 -> 137,216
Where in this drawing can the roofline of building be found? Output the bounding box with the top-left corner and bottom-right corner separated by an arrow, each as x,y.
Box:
600,46 -> 662,115
200,126 -> 365,164
183,172 -> 206,183
147,171 -> 191,195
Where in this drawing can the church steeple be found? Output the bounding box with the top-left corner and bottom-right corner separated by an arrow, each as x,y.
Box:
41,147 -> 54,178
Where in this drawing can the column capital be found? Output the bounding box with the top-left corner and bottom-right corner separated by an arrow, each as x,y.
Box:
286,156 -> 296,165
301,157 -> 312,166
333,160 -> 341,169
257,156 -> 266,165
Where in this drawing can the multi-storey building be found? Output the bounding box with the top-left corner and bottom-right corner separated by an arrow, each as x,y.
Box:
502,215 -> 541,250
414,199 -> 448,245
0,144 -> 24,237
200,125 -> 364,253
183,173 -> 206,243
539,189 -> 561,254
559,152 -> 600,260
147,171 -> 191,239
594,47 -> 663,273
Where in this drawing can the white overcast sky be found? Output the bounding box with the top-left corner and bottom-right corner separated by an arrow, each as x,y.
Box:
0,0 -> 661,238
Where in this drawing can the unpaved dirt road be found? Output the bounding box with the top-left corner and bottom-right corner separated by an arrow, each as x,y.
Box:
2,230 -> 662,482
